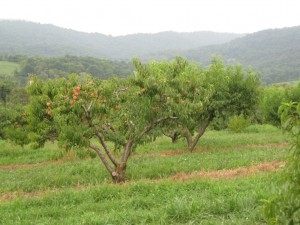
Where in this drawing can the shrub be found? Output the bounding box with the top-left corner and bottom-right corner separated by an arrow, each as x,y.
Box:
227,115 -> 251,133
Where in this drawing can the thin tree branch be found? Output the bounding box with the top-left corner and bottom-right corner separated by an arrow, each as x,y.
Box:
120,138 -> 134,168
87,100 -> 93,111
94,131 -> 119,166
113,87 -> 128,99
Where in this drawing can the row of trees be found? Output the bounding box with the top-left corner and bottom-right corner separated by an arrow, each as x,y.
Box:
0,54 -> 133,85
12,57 -> 260,182
2,56 -> 300,183
15,55 -> 133,85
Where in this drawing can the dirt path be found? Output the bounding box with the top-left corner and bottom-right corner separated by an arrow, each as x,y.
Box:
0,152 -> 78,171
0,161 -> 285,202
0,142 -> 288,171
134,142 -> 289,158
169,161 -> 285,181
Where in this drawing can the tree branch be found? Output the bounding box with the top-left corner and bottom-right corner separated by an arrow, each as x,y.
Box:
188,118 -> 212,151
94,131 -> 119,166
139,116 -> 177,138
120,138 -> 134,168
82,104 -> 119,167
113,87 -> 128,99
89,144 -> 113,174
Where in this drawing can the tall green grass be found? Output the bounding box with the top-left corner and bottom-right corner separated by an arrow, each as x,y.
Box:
0,173 -> 279,225
0,124 -> 288,224
137,124 -> 287,153
0,125 -> 287,165
0,146 -> 288,193
0,141 -> 58,165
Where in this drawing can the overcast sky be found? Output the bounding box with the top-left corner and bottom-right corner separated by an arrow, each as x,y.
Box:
1,0 -> 300,36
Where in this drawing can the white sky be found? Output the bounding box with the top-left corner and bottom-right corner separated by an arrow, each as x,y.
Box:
1,0 -> 300,36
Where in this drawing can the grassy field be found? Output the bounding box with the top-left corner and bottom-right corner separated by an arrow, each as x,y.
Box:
0,61 -> 19,76
0,125 -> 289,224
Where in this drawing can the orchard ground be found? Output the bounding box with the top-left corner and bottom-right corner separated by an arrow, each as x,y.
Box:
0,125 -> 290,224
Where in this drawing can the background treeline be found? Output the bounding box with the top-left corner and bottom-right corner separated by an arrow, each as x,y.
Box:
0,55 -> 133,85
147,26 -> 300,84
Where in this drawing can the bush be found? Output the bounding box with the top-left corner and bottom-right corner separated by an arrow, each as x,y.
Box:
227,115 -> 251,133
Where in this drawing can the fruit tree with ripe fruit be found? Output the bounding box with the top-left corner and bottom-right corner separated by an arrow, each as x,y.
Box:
26,71 -> 177,183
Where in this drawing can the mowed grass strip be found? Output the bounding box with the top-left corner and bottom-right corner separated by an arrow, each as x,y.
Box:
0,173 -> 279,225
0,146 -> 288,193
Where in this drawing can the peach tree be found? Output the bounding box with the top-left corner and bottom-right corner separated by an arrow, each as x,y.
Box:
155,57 -> 261,151
26,61 -> 179,182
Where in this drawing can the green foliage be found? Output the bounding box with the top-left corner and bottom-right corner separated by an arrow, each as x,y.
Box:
210,62 -> 261,130
24,57 -> 262,181
263,102 -> 300,224
0,106 -> 11,139
0,103 -> 30,147
228,114 -> 251,133
0,78 -> 13,104
163,57 -> 260,150
0,76 -> 29,144
25,61 -> 183,181
260,86 -> 287,126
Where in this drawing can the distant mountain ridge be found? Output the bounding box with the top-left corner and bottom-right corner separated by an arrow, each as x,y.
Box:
146,26 -> 300,84
0,20 -> 244,59
1,20 -> 300,84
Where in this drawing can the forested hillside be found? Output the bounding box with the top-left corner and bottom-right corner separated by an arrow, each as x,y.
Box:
0,20 -> 243,59
151,26 -> 300,84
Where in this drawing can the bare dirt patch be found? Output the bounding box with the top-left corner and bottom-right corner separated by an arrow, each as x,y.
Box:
0,152 -> 77,171
0,161 -> 285,202
135,142 -> 289,158
170,161 -> 285,181
0,190 -> 48,202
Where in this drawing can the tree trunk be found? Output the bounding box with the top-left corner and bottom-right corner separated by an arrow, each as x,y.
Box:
171,132 -> 180,143
187,119 -> 211,152
164,131 -> 181,143
111,165 -> 126,183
